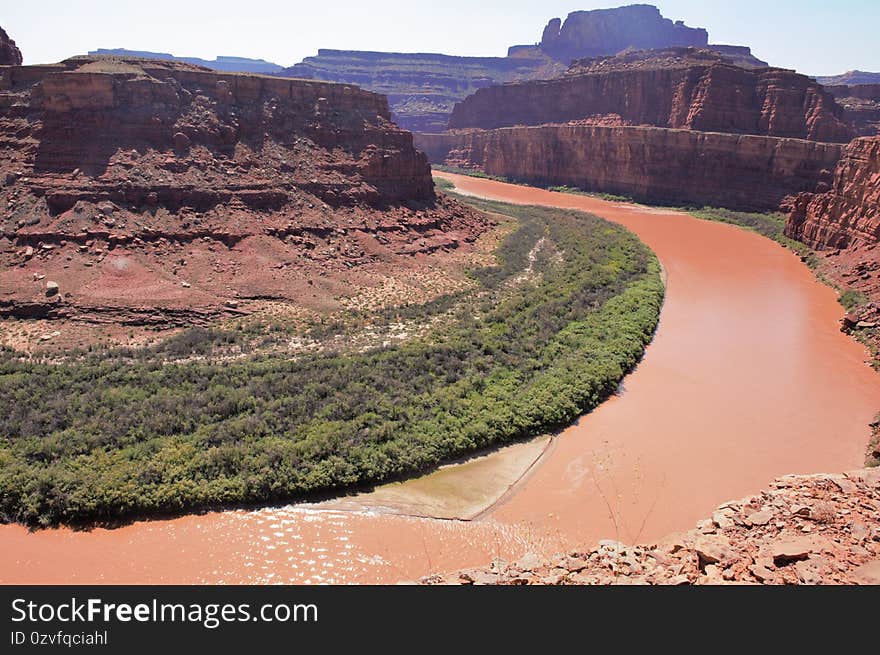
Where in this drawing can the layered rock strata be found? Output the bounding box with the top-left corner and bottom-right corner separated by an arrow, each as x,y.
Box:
448,48 -> 852,143
0,56 -> 489,326
281,50 -> 563,133
417,126 -> 843,211
285,6 -> 761,133
786,137 -> 880,249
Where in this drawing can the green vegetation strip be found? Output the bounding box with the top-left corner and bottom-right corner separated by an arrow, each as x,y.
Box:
0,198 -> 663,526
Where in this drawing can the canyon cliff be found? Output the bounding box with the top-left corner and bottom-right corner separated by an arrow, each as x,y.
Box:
417,127 -> 842,211
283,6 -> 762,133
0,26 -> 22,66
448,48 -> 852,143
0,56 -> 489,328
282,50 -> 562,133
786,137 -> 880,249
784,136 -> 880,357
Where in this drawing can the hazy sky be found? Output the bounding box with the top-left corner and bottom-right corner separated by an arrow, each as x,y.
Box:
3,1 -> 878,75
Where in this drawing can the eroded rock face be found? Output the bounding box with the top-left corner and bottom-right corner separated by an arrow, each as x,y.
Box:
417,126 -> 842,211
536,5 -> 708,63
0,56 -> 489,325
421,469 -> 880,585
448,48 -> 852,143
786,137 -> 880,248
826,85 -> 880,137
0,26 -> 23,66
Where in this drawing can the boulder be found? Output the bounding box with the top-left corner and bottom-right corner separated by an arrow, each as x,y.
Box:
771,539 -> 815,566
694,535 -> 735,567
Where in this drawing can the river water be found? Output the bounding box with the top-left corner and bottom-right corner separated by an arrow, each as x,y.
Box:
2,172 -> 878,584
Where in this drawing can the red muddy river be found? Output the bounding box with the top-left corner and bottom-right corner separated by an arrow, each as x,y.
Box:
2,172 -> 878,584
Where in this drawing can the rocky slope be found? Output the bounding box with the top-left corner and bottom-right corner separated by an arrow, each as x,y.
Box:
448,48 -> 852,142
417,126 -> 842,211
281,50 -> 562,133
0,26 -> 22,66
0,56 -> 489,329
422,468 -> 880,585
825,84 -> 880,137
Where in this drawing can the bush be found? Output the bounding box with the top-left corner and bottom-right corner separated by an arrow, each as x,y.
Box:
840,289 -> 867,311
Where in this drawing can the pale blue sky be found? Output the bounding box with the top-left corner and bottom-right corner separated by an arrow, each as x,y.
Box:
3,1 -> 878,75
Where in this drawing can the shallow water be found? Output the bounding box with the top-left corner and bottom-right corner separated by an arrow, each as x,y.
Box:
2,173 -> 877,584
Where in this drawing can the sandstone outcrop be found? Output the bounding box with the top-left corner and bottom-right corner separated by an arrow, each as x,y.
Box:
417,126 -> 842,211
0,56 -> 489,327
528,4 -> 708,62
421,468 -> 880,585
448,48 -> 852,142
0,26 -> 22,66
786,137 -> 880,248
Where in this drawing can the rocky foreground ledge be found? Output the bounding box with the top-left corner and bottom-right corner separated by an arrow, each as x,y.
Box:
420,469 -> 880,585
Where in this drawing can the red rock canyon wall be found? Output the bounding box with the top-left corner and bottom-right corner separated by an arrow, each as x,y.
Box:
786,136 -> 880,249
417,126 -> 843,211
0,57 -> 488,325
448,49 -> 852,143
